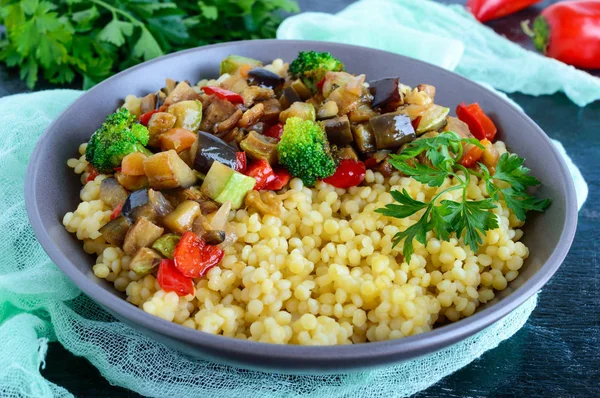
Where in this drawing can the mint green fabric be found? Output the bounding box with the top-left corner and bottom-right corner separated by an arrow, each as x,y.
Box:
0,87 -> 587,397
277,0 -> 600,107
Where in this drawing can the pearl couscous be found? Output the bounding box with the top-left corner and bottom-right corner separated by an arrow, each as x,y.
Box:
63,51 -> 546,345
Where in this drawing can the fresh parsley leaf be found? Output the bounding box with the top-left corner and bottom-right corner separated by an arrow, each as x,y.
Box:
133,28 -> 163,61
97,19 -> 134,47
442,199 -> 499,253
377,131 -> 549,262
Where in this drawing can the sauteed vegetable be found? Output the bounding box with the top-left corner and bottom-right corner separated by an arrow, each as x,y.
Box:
63,51 -> 549,345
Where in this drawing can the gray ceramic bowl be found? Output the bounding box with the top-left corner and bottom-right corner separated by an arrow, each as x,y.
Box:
25,40 -> 577,374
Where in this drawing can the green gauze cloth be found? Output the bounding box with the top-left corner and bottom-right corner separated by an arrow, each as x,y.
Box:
277,0 -> 600,107
0,89 -> 588,397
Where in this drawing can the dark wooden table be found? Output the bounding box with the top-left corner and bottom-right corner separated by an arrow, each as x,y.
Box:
3,0 -> 598,396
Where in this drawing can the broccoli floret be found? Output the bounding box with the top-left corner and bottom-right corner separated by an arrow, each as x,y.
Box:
85,108 -> 151,173
277,117 -> 337,186
289,51 -> 344,92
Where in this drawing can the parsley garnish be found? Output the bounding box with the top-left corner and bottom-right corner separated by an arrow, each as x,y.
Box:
0,0 -> 299,89
376,131 -> 550,262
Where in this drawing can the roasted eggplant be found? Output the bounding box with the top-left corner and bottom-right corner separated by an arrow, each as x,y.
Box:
143,150 -> 198,190
369,113 -> 416,150
247,68 -> 285,89
193,131 -> 238,173
351,123 -> 377,153
369,78 -> 402,112
100,178 -> 128,209
321,115 -> 353,146
123,218 -> 164,255
99,215 -> 130,246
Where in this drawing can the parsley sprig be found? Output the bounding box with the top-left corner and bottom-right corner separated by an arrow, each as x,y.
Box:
376,131 -> 550,262
0,0 -> 299,89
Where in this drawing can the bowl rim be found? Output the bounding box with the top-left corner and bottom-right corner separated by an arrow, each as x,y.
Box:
25,39 -> 578,367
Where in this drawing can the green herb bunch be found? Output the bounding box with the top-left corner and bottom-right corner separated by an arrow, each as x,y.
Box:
0,0 -> 299,89
376,131 -> 551,262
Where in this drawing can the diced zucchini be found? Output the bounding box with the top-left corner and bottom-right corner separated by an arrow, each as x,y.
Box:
279,102 -> 315,123
152,233 -> 181,259
143,150 -> 197,190
201,161 -> 256,209
130,247 -> 162,276
168,100 -> 203,132
317,101 -> 339,120
416,104 -> 450,134
290,79 -> 312,100
239,130 -> 278,164
162,200 -> 201,234
220,55 -> 262,75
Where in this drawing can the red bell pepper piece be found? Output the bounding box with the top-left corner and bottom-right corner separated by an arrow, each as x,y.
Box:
461,145 -> 484,168
202,86 -> 244,104
529,1 -> 600,69
85,168 -> 99,183
173,232 -> 224,279
316,77 -> 326,91
456,102 -> 497,141
157,259 -> 195,296
110,202 -> 123,221
411,116 -> 422,132
245,159 -> 277,190
139,109 -> 159,126
264,123 -> 284,141
264,169 -> 291,191
235,152 -> 247,173
323,159 -> 366,189
467,0 -> 542,23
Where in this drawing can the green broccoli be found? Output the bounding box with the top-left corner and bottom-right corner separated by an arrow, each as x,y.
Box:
288,51 -> 344,92
85,108 -> 152,173
277,117 -> 337,187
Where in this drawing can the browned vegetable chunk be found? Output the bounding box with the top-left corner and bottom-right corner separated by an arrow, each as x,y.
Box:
279,86 -> 302,110
99,215 -> 130,246
321,115 -> 353,146
244,190 -> 282,216
349,103 -> 378,123
130,247 -> 162,276
241,86 -> 275,107
162,200 -> 201,234
290,79 -> 312,100
164,81 -> 200,106
147,112 -> 177,147
143,150 -> 197,190
317,101 -> 339,120
333,146 -> 359,162
416,84 -> 436,101
443,116 -> 473,138
239,130 -> 278,164
369,78 -> 403,112
140,93 -> 157,114
123,217 -> 164,256
238,103 -> 264,128
351,123 -> 377,153
258,98 -> 281,123
100,177 -> 128,209
200,98 -> 238,133
115,172 -> 149,191
214,109 -> 243,134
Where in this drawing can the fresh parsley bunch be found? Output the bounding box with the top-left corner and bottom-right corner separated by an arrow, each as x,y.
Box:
376,131 -> 551,262
0,0 -> 299,89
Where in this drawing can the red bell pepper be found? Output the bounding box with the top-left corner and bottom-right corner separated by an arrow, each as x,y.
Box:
264,123 -> 284,141
456,102 -> 497,141
529,1 -> 600,69
235,152 -> 247,173
411,116 -> 422,132
110,203 -> 123,221
202,86 -> 244,104
157,259 -> 195,296
264,169 -> 291,191
461,145 -> 484,168
139,109 -> 159,126
85,168 -> 99,183
468,0 -> 542,23
316,77 -> 326,91
323,159 -> 366,189
245,159 -> 277,190
173,232 -> 224,279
